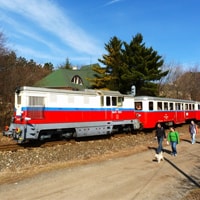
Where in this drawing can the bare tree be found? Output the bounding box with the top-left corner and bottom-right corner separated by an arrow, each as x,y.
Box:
159,63 -> 200,100
0,32 -> 53,130
0,32 -> 8,55
177,65 -> 200,100
159,63 -> 185,98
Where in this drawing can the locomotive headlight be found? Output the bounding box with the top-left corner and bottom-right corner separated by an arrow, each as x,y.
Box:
15,127 -> 21,134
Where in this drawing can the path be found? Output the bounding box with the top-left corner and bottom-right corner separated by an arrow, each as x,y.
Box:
0,138 -> 200,200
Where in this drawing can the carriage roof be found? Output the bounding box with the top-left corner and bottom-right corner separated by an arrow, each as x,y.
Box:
17,86 -> 124,97
134,96 -> 199,104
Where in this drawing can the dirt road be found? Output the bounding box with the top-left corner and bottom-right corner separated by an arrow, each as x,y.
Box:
0,136 -> 200,200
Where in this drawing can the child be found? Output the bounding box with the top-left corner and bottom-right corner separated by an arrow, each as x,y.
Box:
167,127 -> 180,156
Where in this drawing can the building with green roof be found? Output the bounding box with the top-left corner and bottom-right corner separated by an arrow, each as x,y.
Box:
34,63 -> 100,90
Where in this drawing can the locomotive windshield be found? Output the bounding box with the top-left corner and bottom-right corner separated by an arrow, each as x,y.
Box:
101,96 -> 123,107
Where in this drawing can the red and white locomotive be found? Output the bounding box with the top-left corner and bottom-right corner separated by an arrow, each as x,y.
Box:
134,96 -> 200,129
4,86 -> 141,143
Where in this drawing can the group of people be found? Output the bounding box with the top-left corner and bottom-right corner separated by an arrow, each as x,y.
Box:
155,120 -> 198,156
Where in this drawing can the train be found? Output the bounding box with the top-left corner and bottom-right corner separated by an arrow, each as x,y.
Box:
3,86 -> 200,143
134,96 -> 200,129
3,86 -> 141,143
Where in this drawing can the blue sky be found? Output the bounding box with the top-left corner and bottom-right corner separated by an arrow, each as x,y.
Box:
0,0 -> 199,68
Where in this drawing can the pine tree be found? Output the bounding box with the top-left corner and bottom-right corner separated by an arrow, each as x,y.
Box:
98,36 -> 124,91
97,33 -> 168,95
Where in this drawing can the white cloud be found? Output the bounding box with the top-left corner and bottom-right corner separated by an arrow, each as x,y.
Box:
0,0 -> 102,56
103,0 -> 123,7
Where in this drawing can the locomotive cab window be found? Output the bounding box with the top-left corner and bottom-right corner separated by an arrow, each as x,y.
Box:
117,97 -> 123,107
105,96 -> 123,107
106,96 -> 111,106
112,97 -> 117,106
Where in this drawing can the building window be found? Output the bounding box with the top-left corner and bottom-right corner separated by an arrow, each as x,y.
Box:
71,75 -> 83,85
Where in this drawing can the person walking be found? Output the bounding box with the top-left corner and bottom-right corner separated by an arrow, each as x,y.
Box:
167,127 -> 180,156
189,120 -> 198,144
155,123 -> 166,154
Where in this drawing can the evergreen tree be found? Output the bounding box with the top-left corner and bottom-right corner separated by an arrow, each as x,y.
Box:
98,33 -> 168,95
43,62 -> 54,71
58,58 -> 72,69
98,36 -> 124,91
89,64 -> 107,89
122,33 -> 168,95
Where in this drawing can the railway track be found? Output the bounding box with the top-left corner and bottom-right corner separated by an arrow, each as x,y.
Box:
0,139 -> 77,152
0,143 -> 24,152
0,124 -> 188,152
0,131 -> 143,152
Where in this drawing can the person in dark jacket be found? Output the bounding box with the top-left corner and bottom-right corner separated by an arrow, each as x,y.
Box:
155,123 -> 166,154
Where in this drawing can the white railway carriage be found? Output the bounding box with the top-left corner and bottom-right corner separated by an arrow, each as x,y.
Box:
4,86 -> 141,143
134,96 -> 200,129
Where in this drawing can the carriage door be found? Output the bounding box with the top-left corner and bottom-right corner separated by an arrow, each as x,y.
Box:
175,103 -> 185,123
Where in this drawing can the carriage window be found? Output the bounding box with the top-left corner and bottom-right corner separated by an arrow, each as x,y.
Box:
185,104 -> 188,110
181,104 -> 184,110
135,102 -> 142,110
169,103 -> 173,110
164,102 -> 168,110
192,104 -> 195,110
149,102 -> 153,110
176,103 -> 181,110
189,104 -> 192,110
157,102 -> 162,110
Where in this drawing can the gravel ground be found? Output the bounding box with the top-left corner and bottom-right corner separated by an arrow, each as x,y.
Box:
0,126 -> 200,199
0,133 -> 153,181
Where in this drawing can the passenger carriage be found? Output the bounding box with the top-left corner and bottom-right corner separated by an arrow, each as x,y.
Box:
134,96 -> 200,129
4,86 -> 140,143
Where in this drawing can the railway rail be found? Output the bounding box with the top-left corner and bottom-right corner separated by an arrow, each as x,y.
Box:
0,131 -> 145,152
0,139 -> 76,152
0,123 -> 190,152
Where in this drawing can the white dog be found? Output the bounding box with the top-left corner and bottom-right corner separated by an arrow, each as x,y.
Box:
154,152 -> 164,163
